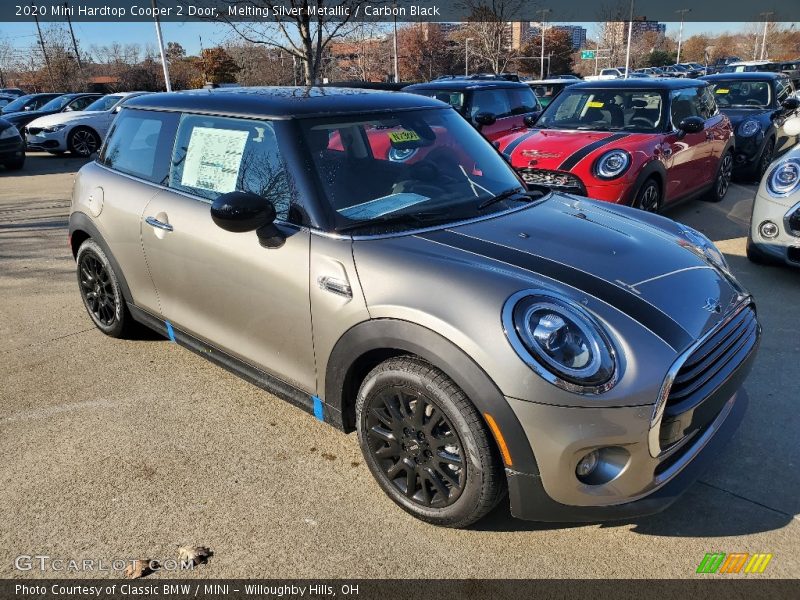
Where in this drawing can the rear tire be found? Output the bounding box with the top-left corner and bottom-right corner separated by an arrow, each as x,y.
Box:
76,239 -> 133,338
356,357 -> 505,528
704,150 -> 733,202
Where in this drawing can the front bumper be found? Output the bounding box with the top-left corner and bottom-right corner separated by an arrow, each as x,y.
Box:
517,168 -> 631,203
25,128 -> 68,151
732,133 -> 765,173
749,192 -> 800,267
0,135 -> 24,161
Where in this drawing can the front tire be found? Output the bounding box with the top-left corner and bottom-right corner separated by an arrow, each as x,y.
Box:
356,357 -> 504,528
3,155 -> 24,170
68,127 -> 100,157
76,239 -> 132,338
704,150 -> 733,202
633,177 -> 661,212
755,138 -> 775,181
746,237 -> 777,265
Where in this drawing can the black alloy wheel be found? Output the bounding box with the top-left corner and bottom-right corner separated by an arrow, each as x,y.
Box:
68,127 -> 100,157
364,384 -> 466,508
76,239 -> 132,338
634,178 -> 661,213
706,151 -> 733,202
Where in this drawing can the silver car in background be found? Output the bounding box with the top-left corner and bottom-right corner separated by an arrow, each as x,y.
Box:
69,88 -> 760,527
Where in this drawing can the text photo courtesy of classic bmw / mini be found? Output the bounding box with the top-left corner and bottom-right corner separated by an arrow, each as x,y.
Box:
1,0 -> 799,594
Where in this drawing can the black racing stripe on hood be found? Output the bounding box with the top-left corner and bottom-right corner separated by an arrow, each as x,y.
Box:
501,129 -> 539,156
558,133 -> 630,171
418,229 -> 692,351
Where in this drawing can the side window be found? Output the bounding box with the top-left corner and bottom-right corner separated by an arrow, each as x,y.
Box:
505,87 -> 539,114
776,81 -> 790,104
100,109 -> 178,183
670,88 -> 700,126
169,114 -> 297,222
67,96 -> 95,111
696,87 -> 717,119
469,89 -> 512,119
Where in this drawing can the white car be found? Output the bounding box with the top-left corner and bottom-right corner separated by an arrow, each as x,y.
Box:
25,92 -> 148,157
747,117 -> 800,267
583,68 -> 624,82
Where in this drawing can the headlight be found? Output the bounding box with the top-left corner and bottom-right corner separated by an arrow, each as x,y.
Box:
737,119 -> 761,137
767,158 -> 800,197
388,146 -> 418,162
679,226 -> 730,272
0,127 -> 19,140
594,150 -> 630,179
41,124 -> 67,133
503,290 -> 617,393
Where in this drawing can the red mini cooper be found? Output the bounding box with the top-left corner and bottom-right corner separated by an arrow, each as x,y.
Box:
495,79 -> 735,212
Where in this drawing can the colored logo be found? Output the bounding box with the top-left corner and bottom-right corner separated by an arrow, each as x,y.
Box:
697,553 -> 773,574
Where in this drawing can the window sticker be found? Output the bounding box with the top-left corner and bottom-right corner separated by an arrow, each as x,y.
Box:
338,193 -> 429,220
388,129 -> 421,144
715,88 -> 730,94
587,101 -> 605,108
181,127 -> 249,193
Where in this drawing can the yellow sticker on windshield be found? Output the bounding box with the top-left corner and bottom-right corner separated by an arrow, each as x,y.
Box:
715,88 -> 730,94
388,130 -> 421,143
587,101 -> 605,108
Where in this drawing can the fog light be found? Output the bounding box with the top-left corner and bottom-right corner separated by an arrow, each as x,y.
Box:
759,220 -> 779,239
576,450 -> 599,477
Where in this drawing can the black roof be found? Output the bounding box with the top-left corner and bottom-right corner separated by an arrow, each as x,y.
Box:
403,80 -> 532,92
123,86 -> 445,119
701,72 -> 786,82
569,78 -> 706,91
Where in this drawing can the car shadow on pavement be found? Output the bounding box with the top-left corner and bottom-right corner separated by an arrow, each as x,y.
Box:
0,153 -> 91,177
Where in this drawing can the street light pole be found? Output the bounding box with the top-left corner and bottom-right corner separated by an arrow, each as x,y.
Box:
539,9 -> 551,80
392,2 -> 399,83
675,9 -> 690,65
623,0 -> 634,79
465,38 -> 473,76
759,12 -> 773,61
151,0 -> 172,91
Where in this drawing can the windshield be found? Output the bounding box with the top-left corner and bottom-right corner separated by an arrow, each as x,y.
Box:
2,94 -> 36,112
537,88 -> 664,132
299,108 -> 533,233
406,90 -> 465,113
710,81 -> 772,109
85,95 -> 122,112
39,95 -> 75,112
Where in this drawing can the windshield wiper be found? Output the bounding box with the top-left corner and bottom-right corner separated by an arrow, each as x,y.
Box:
477,186 -> 529,210
336,211 -> 444,233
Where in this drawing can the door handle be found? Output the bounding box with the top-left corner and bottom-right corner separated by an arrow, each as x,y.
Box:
145,216 -> 173,232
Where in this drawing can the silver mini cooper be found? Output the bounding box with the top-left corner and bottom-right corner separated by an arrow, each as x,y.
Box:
69,88 -> 760,527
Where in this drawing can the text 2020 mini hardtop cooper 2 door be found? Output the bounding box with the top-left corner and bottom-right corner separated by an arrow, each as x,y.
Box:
69,88 -> 759,527
495,79 -> 734,212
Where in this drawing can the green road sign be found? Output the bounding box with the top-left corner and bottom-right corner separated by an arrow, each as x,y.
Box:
581,50 -> 596,59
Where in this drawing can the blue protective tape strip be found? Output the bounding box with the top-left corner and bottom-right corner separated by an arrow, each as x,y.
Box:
312,396 -> 324,421
165,321 -> 176,343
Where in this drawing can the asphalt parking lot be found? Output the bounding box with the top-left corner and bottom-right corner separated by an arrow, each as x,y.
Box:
1,154 -> 798,579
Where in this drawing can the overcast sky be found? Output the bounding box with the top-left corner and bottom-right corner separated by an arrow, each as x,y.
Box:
0,21 -> 796,55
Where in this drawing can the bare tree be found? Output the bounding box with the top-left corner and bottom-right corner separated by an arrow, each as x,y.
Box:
455,0 -> 525,74
215,0 -> 378,84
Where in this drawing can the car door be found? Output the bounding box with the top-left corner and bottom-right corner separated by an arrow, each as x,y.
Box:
64,96 -> 96,112
697,86 -> 729,172
139,113 -> 316,392
662,88 -> 713,203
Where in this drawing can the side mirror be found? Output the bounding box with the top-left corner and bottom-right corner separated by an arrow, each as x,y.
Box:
677,116 -> 704,137
211,191 -> 285,248
523,114 -> 539,128
782,97 -> 800,111
474,112 -> 497,127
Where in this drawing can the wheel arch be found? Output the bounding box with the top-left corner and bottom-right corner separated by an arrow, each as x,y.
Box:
68,124 -> 101,152
628,159 -> 667,206
324,318 -> 540,476
69,211 -> 134,305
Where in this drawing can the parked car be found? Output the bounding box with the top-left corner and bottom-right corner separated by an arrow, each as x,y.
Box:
68,86 -> 760,527
0,87 -> 26,98
700,72 -> 800,180
526,78 -> 581,108
25,92 -> 148,156
0,94 -> 15,109
1,93 -> 64,116
680,63 -> 709,76
552,74 -> 581,80
710,56 -> 741,74
402,79 -> 541,142
2,93 -> 101,133
584,68 -> 624,81
0,117 -> 25,170
494,78 -> 734,211
747,137 -> 800,267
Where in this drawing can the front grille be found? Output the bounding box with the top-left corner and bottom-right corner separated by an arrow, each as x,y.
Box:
658,305 -> 758,449
787,207 -> 800,236
26,127 -> 42,135
518,168 -> 586,196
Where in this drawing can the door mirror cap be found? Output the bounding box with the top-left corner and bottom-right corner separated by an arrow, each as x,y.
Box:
474,112 -> 497,127
782,96 -> 800,111
523,114 -> 539,128
677,116 -> 705,135
210,191 -> 276,233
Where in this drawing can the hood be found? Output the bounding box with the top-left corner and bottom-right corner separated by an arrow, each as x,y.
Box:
358,196 -> 747,350
495,129 -> 657,172
3,109 -> 57,126
721,107 -> 772,128
26,110 -> 107,128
